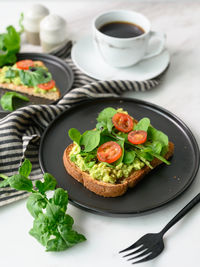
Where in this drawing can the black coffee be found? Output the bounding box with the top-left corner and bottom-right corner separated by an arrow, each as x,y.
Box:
99,21 -> 145,38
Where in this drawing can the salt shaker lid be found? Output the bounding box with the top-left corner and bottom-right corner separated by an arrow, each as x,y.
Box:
40,14 -> 66,32
24,4 -> 49,32
25,4 -> 49,19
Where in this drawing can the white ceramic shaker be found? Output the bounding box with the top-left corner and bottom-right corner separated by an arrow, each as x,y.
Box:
39,14 -> 68,53
24,4 -> 49,45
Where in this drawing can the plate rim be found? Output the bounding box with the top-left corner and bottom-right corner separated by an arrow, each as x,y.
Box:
71,35 -> 170,81
39,97 -> 200,216
0,52 -> 74,115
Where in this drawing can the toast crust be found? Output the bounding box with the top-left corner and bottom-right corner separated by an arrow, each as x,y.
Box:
0,83 -> 60,101
63,142 -> 174,197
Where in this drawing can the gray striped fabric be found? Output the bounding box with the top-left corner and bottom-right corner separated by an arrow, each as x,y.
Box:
0,55 -> 161,207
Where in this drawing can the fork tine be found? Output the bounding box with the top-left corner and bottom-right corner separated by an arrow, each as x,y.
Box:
127,248 -> 151,261
132,251 -> 158,264
119,238 -> 143,253
123,245 -> 145,258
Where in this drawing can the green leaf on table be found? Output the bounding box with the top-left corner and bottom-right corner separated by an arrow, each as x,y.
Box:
8,174 -> 33,192
46,236 -> 67,252
52,188 -> 68,211
19,159 -> 32,178
0,179 -> 10,188
0,25 -> 21,67
45,202 -> 63,222
0,157 -> 86,252
35,173 -> 57,195
58,224 -> 86,248
29,213 -> 50,246
0,92 -> 29,111
27,193 -> 47,218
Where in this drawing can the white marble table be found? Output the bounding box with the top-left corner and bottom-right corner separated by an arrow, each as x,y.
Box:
0,1 -> 200,267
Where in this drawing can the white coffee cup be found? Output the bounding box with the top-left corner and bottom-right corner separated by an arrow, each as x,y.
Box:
93,10 -> 166,68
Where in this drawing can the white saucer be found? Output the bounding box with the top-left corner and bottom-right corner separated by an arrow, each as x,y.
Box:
71,36 -> 170,81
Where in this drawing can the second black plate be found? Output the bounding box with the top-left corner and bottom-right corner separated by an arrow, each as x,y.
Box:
39,98 -> 200,216
0,53 -> 74,113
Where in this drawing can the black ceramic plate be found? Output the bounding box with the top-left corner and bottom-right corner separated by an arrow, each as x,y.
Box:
39,98 -> 200,216
0,53 -> 74,114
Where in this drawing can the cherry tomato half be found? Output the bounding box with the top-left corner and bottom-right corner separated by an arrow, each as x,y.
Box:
97,141 -> 122,164
128,130 -> 147,145
37,80 -> 55,90
16,60 -> 34,70
112,113 -> 133,133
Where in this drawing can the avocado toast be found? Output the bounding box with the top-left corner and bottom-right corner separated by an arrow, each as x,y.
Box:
0,60 -> 60,101
63,107 -> 174,197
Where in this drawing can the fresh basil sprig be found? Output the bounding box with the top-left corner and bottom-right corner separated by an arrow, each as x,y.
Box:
0,92 -> 29,111
0,159 -> 86,251
0,13 -> 24,67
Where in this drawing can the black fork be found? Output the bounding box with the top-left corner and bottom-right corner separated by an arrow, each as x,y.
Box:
119,192 -> 200,264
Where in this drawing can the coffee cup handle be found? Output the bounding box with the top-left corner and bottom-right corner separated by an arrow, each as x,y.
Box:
143,31 -> 166,60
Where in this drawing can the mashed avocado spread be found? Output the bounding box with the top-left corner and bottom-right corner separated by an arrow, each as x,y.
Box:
70,143 -> 144,184
68,107 -> 170,184
0,66 -> 56,94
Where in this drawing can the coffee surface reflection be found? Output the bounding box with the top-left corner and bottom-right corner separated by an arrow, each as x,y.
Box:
99,21 -> 145,38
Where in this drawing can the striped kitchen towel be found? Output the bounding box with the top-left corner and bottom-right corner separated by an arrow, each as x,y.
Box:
0,42 -> 166,207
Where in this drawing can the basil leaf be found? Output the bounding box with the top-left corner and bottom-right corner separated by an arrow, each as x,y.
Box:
57,225 -> 86,249
52,188 -> 68,211
5,68 -> 16,78
45,202 -> 63,222
35,173 -> 57,194
134,118 -> 150,131
0,179 -> 10,188
80,130 -> 100,152
0,25 -> 21,67
151,152 -> 171,165
27,193 -> 47,218
114,139 -> 124,165
96,122 -> 105,131
148,141 -> 163,154
8,174 -> 33,192
0,92 -> 29,111
68,128 -> 81,145
19,159 -> 32,178
97,107 -> 117,132
29,213 -> 50,246
46,236 -> 67,252
123,150 -> 136,164
148,126 -> 168,147
19,67 -> 52,87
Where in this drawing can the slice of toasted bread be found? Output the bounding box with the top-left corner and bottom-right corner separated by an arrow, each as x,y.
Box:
0,82 -> 60,101
0,61 -> 61,101
63,142 -> 174,197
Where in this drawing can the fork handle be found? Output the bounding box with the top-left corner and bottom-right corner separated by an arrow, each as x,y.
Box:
160,193 -> 200,235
